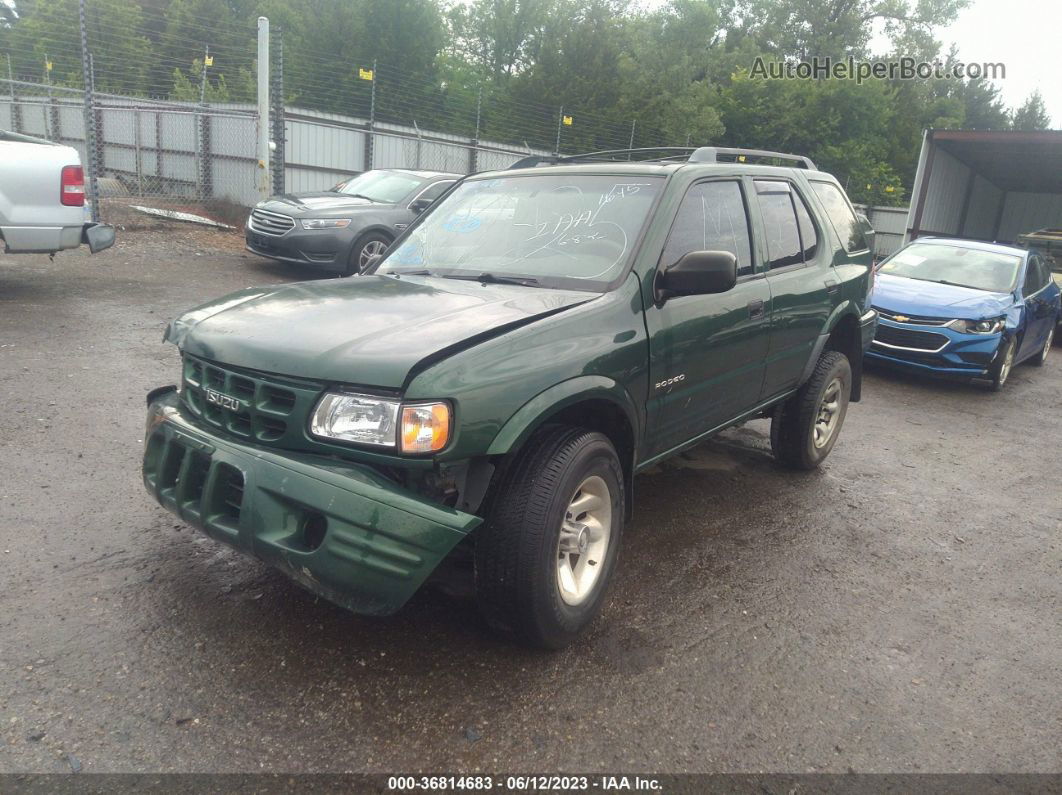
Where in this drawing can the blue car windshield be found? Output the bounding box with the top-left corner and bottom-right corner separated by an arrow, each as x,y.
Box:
376,174 -> 664,291
880,242 -> 1021,293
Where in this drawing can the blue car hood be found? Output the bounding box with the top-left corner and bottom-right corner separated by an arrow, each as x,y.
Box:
872,273 -> 1013,319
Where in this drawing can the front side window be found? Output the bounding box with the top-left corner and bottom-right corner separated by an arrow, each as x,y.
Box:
755,181 -> 803,269
335,170 -> 425,203
879,242 -> 1021,293
661,180 -> 753,276
414,180 -> 455,205
810,180 -> 868,253
377,174 -> 663,291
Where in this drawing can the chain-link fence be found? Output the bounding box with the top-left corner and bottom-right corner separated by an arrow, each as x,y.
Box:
0,2 -> 668,222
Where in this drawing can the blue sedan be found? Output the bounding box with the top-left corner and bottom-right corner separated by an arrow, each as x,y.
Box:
868,238 -> 1061,390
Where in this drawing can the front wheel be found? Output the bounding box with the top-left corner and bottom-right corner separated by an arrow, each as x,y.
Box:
771,350 -> 852,470
475,425 -> 624,649
343,232 -> 391,276
989,337 -> 1016,390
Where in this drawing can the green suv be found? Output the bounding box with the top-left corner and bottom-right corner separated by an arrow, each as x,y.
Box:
143,147 -> 877,648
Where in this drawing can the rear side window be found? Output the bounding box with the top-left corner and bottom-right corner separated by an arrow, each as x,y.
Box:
661,180 -> 754,276
754,181 -> 802,269
793,191 -> 819,261
810,180 -> 868,253
1025,256 -> 1049,293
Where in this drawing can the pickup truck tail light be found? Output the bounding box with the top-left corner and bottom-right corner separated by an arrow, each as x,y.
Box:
60,165 -> 85,206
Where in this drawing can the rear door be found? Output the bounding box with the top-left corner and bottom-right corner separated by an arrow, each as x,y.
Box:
643,178 -> 772,457
752,178 -> 834,398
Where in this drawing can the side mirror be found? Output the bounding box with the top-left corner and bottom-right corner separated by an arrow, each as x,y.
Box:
410,198 -> 433,214
656,250 -> 737,302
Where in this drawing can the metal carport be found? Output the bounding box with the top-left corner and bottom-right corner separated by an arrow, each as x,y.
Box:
906,129 -> 1062,244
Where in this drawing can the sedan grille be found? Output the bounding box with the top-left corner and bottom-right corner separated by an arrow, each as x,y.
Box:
873,325 -> 949,352
249,208 -> 295,236
876,309 -> 950,326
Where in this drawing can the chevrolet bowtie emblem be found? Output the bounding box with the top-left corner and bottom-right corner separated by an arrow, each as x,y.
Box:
893,315 -> 909,322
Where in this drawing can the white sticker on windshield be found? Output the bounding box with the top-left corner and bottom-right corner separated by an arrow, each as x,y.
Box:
891,252 -> 925,266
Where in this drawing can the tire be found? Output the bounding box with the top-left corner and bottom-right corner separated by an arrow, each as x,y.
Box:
1029,325 -> 1054,367
342,231 -> 391,276
475,425 -> 624,649
989,337 -> 1016,390
771,351 -> 852,470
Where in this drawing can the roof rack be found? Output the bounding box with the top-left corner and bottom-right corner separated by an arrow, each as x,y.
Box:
509,146 -> 816,170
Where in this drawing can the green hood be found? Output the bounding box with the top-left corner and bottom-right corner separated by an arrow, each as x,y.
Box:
165,275 -> 593,389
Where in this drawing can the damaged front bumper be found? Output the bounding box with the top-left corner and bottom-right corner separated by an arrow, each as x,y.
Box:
142,387 -> 480,615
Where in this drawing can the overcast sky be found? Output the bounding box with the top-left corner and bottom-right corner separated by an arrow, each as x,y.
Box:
877,0 -> 1060,126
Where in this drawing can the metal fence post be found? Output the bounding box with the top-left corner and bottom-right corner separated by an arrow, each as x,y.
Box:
365,58 -> 377,172
554,105 -> 563,156
195,46 -> 209,200
7,55 -> 22,134
134,107 -> 144,196
469,86 -> 482,173
413,120 -> 422,169
271,28 -> 286,195
78,0 -> 100,222
255,16 -> 270,200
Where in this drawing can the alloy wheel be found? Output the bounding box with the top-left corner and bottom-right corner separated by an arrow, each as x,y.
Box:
358,239 -> 388,271
556,475 -> 612,606
813,377 -> 843,449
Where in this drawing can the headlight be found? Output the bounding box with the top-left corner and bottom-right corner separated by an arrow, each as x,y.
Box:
946,317 -> 1005,334
300,218 -> 351,229
310,392 -> 452,453
310,393 -> 400,447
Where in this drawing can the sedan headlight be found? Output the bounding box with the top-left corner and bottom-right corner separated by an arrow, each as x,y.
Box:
310,392 -> 451,453
946,317 -> 1005,334
300,218 -> 351,229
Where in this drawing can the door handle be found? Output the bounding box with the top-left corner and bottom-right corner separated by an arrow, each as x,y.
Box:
748,299 -> 765,319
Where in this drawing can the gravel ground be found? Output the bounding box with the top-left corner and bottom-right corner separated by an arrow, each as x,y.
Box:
0,228 -> 1059,774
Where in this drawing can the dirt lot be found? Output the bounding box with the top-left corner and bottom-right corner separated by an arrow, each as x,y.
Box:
0,227 -> 1059,774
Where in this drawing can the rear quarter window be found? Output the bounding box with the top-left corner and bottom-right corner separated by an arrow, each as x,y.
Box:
810,181 -> 868,254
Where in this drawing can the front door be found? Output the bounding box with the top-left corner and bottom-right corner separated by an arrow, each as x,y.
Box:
1019,255 -> 1055,359
644,179 -> 771,458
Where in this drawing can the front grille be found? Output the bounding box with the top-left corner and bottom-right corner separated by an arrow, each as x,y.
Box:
876,308 -> 950,326
874,324 -> 949,351
249,208 -> 295,236
181,354 -> 322,446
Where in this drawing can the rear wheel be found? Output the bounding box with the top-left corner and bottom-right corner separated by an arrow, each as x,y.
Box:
771,351 -> 852,470
1030,325 -> 1054,367
475,425 -> 624,649
989,337 -> 1016,390
343,232 -> 391,276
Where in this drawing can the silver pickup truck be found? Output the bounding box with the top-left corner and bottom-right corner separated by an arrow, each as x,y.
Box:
0,130 -> 114,255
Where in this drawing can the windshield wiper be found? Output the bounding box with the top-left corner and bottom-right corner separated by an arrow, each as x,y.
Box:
387,268 -> 432,276
442,272 -> 541,287
343,193 -> 376,202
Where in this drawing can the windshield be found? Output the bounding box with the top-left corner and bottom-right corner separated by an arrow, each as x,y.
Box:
376,174 -> 664,290
334,170 -> 424,203
880,242 -> 1021,293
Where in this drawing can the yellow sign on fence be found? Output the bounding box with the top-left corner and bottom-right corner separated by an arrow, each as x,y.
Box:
562,115 -> 573,126
204,55 -> 214,67
359,68 -> 374,81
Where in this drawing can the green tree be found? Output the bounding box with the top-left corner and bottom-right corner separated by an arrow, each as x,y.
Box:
1012,90 -> 1051,131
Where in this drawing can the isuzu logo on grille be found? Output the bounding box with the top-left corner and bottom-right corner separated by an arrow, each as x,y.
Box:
205,388 -> 243,412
